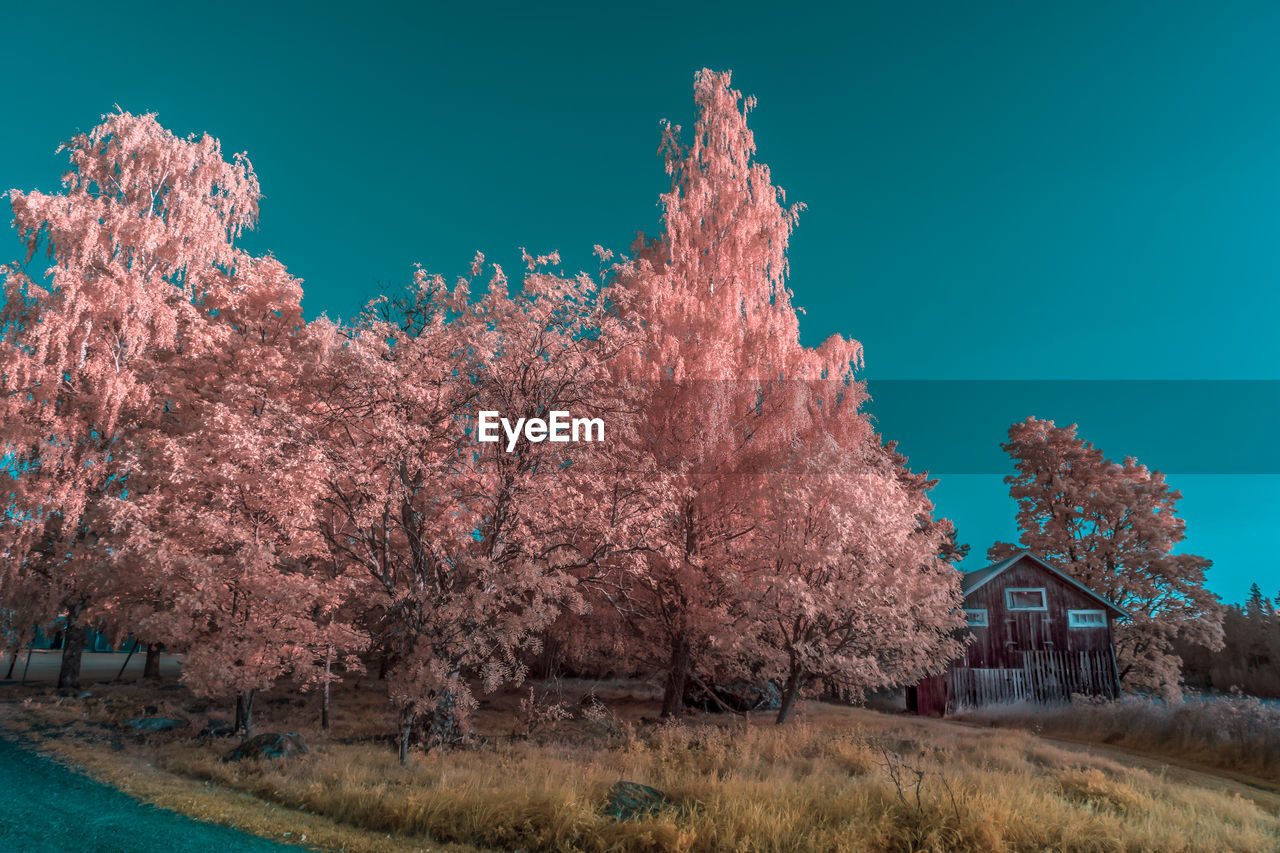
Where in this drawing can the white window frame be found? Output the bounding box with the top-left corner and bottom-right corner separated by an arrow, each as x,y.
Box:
1005,587 -> 1048,611
963,608 -> 988,628
1068,609 -> 1107,628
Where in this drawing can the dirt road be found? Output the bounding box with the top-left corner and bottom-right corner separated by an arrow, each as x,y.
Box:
0,650 -> 182,686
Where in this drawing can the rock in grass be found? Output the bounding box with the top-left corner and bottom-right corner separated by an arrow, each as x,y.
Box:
603,781 -> 674,821
124,716 -> 188,732
225,732 -> 308,762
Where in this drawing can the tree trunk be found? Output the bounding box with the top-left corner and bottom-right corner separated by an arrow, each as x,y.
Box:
398,711 -> 414,765
531,631 -> 563,680
234,690 -> 255,738
425,687 -> 462,750
776,666 -> 803,725
143,643 -> 163,681
114,640 -> 140,682
57,610 -> 87,690
20,644 -> 33,685
4,628 -> 26,680
321,647 -> 332,733
660,634 -> 692,719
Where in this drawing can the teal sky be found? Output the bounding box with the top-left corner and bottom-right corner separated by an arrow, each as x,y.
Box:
4,2 -> 1278,601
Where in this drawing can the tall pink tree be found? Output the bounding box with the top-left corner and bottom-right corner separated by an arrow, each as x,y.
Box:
990,417 -> 1223,697
0,112 -> 260,687
602,70 -> 918,718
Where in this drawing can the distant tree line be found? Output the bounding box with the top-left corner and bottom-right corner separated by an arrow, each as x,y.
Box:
1176,583 -> 1280,698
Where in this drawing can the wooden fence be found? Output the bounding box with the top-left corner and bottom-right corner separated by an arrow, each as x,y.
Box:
947,649 -> 1120,712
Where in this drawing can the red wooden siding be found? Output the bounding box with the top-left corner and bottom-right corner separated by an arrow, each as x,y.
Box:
962,558 -> 1116,668
910,553 -> 1122,716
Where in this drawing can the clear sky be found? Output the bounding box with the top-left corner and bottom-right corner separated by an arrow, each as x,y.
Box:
3,1 -> 1277,601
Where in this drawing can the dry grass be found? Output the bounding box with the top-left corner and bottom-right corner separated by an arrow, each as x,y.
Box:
2,680 -> 1279,853
955,693 -> 1280,785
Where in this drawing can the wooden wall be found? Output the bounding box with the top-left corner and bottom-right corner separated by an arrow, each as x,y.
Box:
906,675 -> 948,717
910,555 -> 1123,715
948,649 -> 1120,711
962,557 -> 1115,668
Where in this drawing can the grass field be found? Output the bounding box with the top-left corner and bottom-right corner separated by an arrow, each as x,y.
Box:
954,692 -> 1280,785
2,678 -> 1278,852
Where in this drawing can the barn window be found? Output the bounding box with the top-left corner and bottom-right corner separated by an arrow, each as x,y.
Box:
964,608 -> 988,627
1068,609 -> 1106,628
1005,588 -> 1047,611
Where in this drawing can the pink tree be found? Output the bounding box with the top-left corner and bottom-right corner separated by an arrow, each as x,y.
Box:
105,255 -> 362,734
312,252 -> 648,759
990,417 -> 1223,697
0,112 -> 260,687
752,426 -> 967,723
601,70 -> 909,718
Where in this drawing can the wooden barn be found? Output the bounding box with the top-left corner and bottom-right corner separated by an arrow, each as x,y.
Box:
907,550 -> 1127,716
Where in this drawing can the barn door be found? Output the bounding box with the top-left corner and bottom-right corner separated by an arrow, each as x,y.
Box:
1012,611 -> 1051,650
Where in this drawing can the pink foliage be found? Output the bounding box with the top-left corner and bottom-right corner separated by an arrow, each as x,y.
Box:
990,418 -> 1223,697
593,71 -> 963,719
0,75 -> 971,741
0,112 -> 267,685
309,254 -> 653,748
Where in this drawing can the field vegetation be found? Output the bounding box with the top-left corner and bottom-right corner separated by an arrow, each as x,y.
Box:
956,692 -> 1280,785
2,679 -> 1278,853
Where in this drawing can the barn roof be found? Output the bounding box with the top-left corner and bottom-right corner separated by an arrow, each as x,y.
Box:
961,550 -> 1130,618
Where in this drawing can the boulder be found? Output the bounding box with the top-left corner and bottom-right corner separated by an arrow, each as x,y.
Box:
226,732 -> 308,762
603,781 -> 675,821
124,716 -> 188,732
